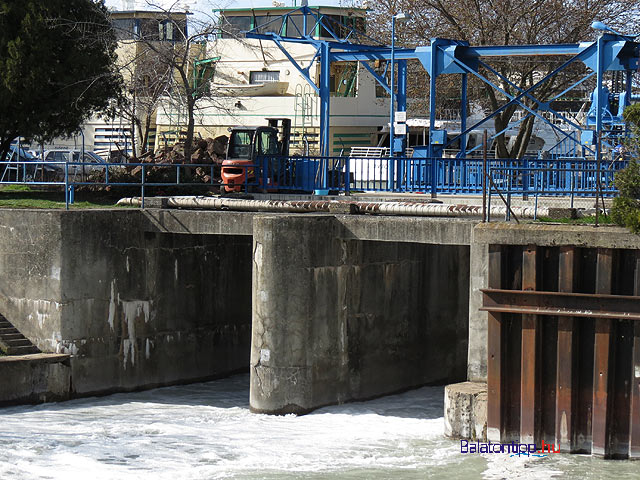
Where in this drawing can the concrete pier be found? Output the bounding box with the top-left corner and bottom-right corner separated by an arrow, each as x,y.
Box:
250,215 -> 470,413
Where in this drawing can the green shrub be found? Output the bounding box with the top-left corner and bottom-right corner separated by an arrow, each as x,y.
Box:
611,195 -> 640,232
614,158 -> 640,198
610,104 -> 640,232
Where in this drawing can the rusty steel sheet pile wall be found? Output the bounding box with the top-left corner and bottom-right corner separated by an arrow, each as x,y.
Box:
482,244 -> 640,458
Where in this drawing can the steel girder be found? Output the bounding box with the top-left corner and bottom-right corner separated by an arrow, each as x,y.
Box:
242,6 -> 639,161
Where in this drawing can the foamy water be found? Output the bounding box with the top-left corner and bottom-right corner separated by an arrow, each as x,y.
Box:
0,375 -> 636,479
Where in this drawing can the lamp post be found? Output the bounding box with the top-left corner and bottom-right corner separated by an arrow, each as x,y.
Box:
389,12 -> 409,157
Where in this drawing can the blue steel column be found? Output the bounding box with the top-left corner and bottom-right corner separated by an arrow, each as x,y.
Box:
595,36 -> 604,156
302,6 -> 307,35
429,43 -> 438,196
319,42 -> 331,188
460,73 -> 468,156
460,73 -> 468,188
388,16 -> 396,190
626,69 -> 633,135
397,59 -> 408,189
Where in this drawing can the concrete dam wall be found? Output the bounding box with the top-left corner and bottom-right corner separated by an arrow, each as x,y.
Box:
0,209 -> 472,409
0,210 -> 252,398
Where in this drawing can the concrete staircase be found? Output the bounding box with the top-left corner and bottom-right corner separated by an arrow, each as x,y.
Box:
0,315 -> 40,355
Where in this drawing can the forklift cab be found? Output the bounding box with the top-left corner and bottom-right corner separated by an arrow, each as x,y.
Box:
227,127 -> 280,161
221,118 -> 291,193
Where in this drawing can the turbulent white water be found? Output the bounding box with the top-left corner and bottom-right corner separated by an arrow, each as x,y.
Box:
0,375 -> 637,479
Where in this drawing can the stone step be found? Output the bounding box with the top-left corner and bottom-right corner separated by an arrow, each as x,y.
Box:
4,338 -> 32,347
0,317 -> 40,356
5,345 -> 40,355
0,333 -> 23,341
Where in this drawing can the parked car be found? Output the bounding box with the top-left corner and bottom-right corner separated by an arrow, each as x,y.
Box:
42,149 -> 112,181
1,145 -> 63,182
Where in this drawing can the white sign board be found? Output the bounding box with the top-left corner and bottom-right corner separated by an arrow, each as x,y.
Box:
394,123 -> 407,135
395,111 -> 407,123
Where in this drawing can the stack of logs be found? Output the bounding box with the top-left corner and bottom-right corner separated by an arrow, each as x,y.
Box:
130,135 -> 228,183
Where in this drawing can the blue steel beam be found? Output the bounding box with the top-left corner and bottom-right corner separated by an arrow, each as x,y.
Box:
360,61 -> 391,95
548,72 -> 596,103
467,44 -> 586,57
442,45 -> 597,153
272,38 -> 320,93
478,60 -> 585,132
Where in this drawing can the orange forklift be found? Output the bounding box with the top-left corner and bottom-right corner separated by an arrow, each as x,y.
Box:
220,118 -> 291,193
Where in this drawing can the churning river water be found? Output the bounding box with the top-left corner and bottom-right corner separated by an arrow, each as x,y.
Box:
0,374 -> 637,479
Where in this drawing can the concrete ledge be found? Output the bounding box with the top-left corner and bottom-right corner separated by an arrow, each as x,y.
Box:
143,209 -> 255,236
0,353 -> 70,364
474,223 -> 640,249
338,216 -> 476,245
0,354 -> 71,406
444,381 -> 487,442
143,208 -> 476,245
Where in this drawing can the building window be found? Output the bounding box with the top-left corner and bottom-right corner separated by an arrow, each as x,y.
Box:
220,15 -> 251,38
112,18 -> 135,40
159,20 -> 174,41
249,70 -> 280,84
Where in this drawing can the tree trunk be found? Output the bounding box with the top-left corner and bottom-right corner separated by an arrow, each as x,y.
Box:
514,115 -> 536,159
130,117 -> 137,160
139,114 -> 152,154
184,99 -> 195,162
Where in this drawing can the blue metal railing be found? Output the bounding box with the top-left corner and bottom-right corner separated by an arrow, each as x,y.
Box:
0,156 -> 628,210
0,161 -> 224,209
258,155 -> 628,197
485,162 -> 621,221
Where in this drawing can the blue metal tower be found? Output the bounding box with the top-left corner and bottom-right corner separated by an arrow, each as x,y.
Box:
243,6 -> 639,190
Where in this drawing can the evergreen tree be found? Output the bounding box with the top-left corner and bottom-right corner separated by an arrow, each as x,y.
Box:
0,0 -> 123,160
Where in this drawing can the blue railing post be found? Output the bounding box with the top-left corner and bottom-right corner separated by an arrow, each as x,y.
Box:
570,168 -> 575,208
323,156 -> 329,190
487,164 -> 492,222
64,163 -> 69,210
141,164 -> 145,209
523,157 -> 529,200
345,156 -> 350,195
431,157 -> 437,197
534,169 -> 539,220
506,171 -> 512,222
